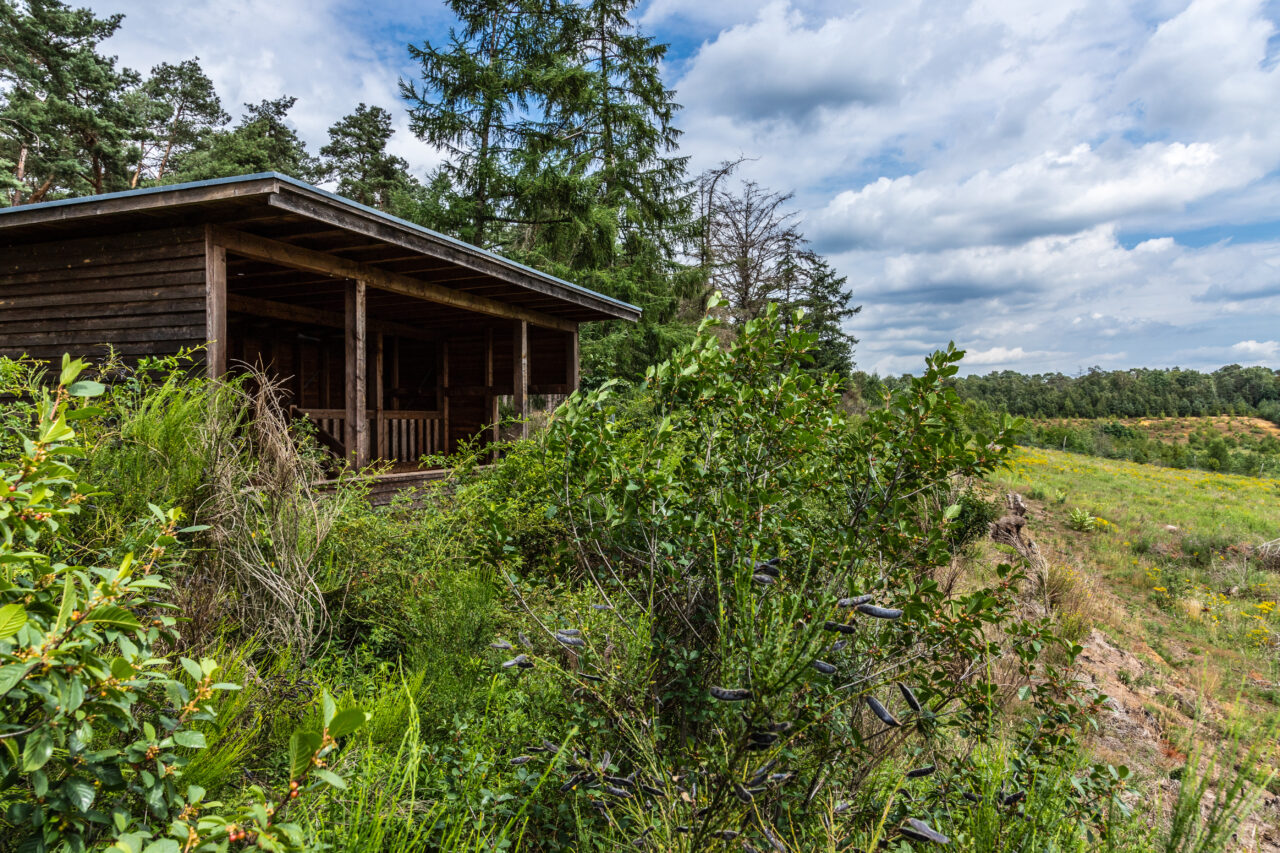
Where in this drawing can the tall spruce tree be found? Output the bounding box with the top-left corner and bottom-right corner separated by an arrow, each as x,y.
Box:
319,103 -> 415,212
0,0 -> 137,204
126,58 -> 228,187
529,0 -> 688,280
530,0 -> 697,382
400,0 -> 563,248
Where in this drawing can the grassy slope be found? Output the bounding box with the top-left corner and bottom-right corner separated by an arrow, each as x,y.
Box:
987,445 -> 1280,848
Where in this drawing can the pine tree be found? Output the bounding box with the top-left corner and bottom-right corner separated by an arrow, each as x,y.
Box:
169,96 -> 318,182
126,58 -> 228,187
319,103 -> 415,211
0,0 -> 138,204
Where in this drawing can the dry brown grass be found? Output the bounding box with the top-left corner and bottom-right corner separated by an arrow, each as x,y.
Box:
189,373 -> 355,654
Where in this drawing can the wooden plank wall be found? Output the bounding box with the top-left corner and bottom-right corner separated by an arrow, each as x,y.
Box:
0,227 -> 208,363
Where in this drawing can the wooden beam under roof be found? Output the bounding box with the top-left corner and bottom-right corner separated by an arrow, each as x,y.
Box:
211,226 -> 580,334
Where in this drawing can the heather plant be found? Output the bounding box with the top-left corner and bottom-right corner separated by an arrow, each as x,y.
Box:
484,300 -> 1121,848
0,357 -> 364,852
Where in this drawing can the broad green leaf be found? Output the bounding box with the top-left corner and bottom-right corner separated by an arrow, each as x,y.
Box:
63,776 -> 96,812
289,729 -> 322,780
0,664 -> 26,696
55,574 -> 75,631
179,657 -> 203,683
311,768 -> 347,790
0,603 -> 26,639
85,605 -> 142,631
141,840 -> 180,853
66,380 -> 105,398
321,690 -> 336,727
327,708 -> 369,739
22,729 -> 53,771
173,730 -> 206,749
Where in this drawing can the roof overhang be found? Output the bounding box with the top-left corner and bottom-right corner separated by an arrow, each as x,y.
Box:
0,173 -> 641,325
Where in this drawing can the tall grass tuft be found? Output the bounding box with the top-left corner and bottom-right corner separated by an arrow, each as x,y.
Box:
1163,713 -> 1275,853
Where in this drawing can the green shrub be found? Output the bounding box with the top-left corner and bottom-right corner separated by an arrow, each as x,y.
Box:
484,302 -> 1114,848
0,357 -> 363,852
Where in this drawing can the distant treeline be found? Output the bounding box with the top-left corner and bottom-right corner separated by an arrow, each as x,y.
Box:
926,364 -> 1280,425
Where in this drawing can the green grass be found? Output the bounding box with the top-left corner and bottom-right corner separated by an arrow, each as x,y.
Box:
988,447 -> 1280,813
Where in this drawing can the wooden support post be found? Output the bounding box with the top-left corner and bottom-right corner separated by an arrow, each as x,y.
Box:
513,320 -> 528,439
204,226 -> 227,378
440,340 -> 449,455
485,327 -> 498,454
375,333 -> 385,462
391,337 -> 400,411
569,327 -> 580,391
345,280 -> 368,468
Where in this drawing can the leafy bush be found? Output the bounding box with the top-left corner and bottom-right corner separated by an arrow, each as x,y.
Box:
0,357 -> 363,852
485,303 -> 1117,848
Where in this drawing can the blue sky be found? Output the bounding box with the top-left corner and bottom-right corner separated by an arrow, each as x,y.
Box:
89,0 -> 1280,375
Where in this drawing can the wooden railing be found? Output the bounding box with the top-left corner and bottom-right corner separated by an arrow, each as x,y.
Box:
295,408 -> 445,465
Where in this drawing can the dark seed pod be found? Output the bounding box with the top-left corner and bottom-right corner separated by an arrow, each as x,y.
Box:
812,660 -> 837,675
749,731 -> 778,745
556,635 -> 587,648
900,818 -> 950,844
518,632 -> 532,647
856,603 -> 903,619
560,772 -> 588,792
898,683 -> 922,713
709,686 -> 752,701
752,573 -> 777,585
761,824 -> 787,852
866,696 -> 901,727
605,786 -> 632,798
833,801 -> 852,815
906,765 -> 936,778
675,826 -> 692,834
734,782 -> 754,803
582,673 -> 603,683
502,654 -> 533,669
748,760 -> 778,785
823,620 -> 857,634
746,741 -> 772,752
639,783 -> 666,798
509,755 -> 533,765
490,639 -> 513,650
591,603 -> 612,611
755,557 -> 781,573
768,721 -> 794,733
598,750 -> 612,771
541,739 -> 561,754
831,639 -> 848,652
556,628 -> 582,637
716,830 -> 740,841
962,791 -> 982,803
1003,790 -> 1026,807
767,772 -> 795,785
605,775 -> 634,789
837,594 -> 874,608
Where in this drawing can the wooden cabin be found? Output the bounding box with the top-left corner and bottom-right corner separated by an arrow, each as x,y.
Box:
0,172 -> 639,488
